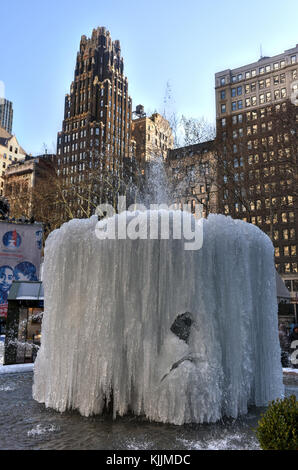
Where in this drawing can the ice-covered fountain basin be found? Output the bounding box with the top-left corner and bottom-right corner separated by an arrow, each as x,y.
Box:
33,211 -> 284,424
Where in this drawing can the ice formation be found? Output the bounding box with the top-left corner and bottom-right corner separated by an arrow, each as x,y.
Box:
33,211 -> 284,425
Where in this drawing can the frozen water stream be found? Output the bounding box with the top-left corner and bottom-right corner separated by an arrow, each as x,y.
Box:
33,211 -> 283,424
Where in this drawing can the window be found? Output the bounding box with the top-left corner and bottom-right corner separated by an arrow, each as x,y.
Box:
220,77 -> 225,85
237,86 -> 242,95
291,55 -> 297,64
284,246 -> 290,257
281,88 -> 287,98
220,90 -> 226,99
221,104 -> 226,113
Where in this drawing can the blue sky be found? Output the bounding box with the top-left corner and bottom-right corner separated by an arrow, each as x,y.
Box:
1,0 -> 297,155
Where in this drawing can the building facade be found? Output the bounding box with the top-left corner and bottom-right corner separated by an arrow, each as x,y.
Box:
0,99 -> 13,134
131,107 -> 174,164
4,155 -> 56,220
167,140 -> 218,217
56,27 -> 133,215
0,127 -> 27,196
215,44 -> 298,306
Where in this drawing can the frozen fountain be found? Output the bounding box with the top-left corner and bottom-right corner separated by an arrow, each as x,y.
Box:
33,209 -> 284,425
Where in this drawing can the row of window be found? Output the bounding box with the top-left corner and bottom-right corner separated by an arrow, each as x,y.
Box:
276,263 -> 297,274
219,55 -> 297,85
273,229 -> 296,241
224,120 -> 280,139
61,165 -> 120,183
275,246 -> 297,257
221,89 -> 288,113
223,205 -> 295,224
58,132 -> 130,155
247,181 -> 293,195
220,69 -> 297,100
246,149 -> 291,164
221,102 -> 290,127
1,153 -> 17,161
63,119 -> 87,132
227,153 -> 292,170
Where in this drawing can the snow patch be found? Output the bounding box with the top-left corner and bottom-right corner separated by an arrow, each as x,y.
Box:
177,434 -> 260,450
27,424 -> 58,437
283,368 -> 298,374
0,385 -> 15,391
0,363 -> 34,375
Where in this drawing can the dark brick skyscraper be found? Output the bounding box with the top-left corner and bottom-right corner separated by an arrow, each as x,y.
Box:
56,27 -> 133,212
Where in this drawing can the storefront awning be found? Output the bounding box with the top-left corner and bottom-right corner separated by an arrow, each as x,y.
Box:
276,272 -> 291,300
8,281 -> 44,301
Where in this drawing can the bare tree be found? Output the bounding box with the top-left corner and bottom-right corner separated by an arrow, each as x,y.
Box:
214,99 -> 297,228
31,149 -> 145,237
180,115 -> 216,147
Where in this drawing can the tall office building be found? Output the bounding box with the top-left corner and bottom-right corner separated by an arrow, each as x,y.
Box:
215,44 -> 298,301
56,27 -> 133,213
0,99 -> 13,134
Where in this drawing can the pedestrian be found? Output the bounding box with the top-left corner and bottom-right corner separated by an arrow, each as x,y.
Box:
279,323 -> 290,367
289,324 -> 298,369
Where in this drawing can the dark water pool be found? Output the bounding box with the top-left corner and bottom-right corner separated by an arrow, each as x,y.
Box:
0,372 -> 296,450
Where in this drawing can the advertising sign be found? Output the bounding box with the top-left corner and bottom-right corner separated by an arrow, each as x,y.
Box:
0,222 -> 42,318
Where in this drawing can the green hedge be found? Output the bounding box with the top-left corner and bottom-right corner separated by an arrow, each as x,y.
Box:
256,395 -> 298,450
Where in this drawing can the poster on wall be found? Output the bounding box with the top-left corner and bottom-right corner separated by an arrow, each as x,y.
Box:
0,222 -> 43,318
